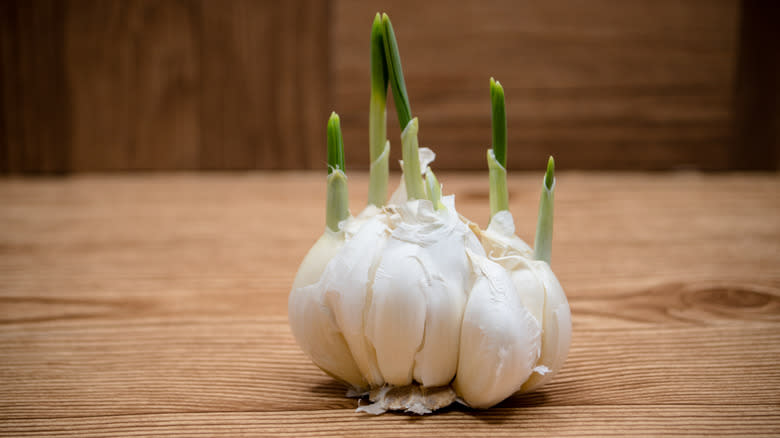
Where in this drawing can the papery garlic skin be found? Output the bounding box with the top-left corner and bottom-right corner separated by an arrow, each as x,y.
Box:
344,204 -> 383,236
483,210 -> 533,258
453,250 -> 541,408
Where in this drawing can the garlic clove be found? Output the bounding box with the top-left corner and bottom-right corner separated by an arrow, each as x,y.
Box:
289,222 -> 371,390
323,217 -> 389,387
478,210 -> 572,393
409,200 -> 475,387
366,238 -> 428,386
520,260 -> 572,393
411,275 -> 464,387
365,196 -> 476,387
454,250 -> 541,409
507,264 -> 546,329
288,280 -> 367,390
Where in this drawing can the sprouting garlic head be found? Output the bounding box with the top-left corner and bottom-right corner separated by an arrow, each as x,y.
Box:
289,138 -> 570,414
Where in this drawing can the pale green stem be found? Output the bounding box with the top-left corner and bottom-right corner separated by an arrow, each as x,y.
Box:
368,97 -> 388,206
401,118 -> 426,200
326,170 -> 349,232
425,168 -> 444,210
368,13 -> 389,206
368,140 -> 390,207
534,156 -> 555,264
488,78 -> 509,220
326,113 -> 349,231
488,149 -> 509,217
369,95 -> 388,163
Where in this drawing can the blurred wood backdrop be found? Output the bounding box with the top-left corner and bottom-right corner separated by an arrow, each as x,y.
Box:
0,0 -> 777,173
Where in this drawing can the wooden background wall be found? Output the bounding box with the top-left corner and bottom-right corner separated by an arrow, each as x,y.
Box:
1,0 -> 777,173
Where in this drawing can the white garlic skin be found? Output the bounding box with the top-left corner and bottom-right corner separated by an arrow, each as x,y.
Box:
483,210 -> 533,258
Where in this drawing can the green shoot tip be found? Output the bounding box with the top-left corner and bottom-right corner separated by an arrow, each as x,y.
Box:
490,77 -> 507,168
544,156 -> 555,190
327,112 -> 346,174
382,13 -> 412,128
371,13 -> 388,97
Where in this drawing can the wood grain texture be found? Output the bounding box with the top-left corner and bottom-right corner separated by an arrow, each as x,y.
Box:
1,0 -> 330,172
334,0 -> 740,171
733,0 -> 780,170
3,0 -> 772,172
0,172 -> 779,436
65,0 -> 201,171
0,0 -> 71,173
199,0 -> 329,170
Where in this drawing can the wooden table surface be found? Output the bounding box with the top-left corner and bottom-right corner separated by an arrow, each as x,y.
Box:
1,172 -> 778,437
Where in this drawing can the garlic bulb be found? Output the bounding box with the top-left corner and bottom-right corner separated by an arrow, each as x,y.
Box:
287,13 -> 571,414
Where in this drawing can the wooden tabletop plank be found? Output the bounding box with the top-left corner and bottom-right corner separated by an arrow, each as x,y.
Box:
1,172 -> 778,435
2,406 -> 779,437
1,318 -> 778,419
